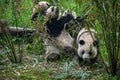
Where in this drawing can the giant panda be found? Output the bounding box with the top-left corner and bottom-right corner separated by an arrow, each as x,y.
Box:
44,6 -> 77,61
31,1 -> 50,22
76,28 -> 99,64
45,6 -> 77,37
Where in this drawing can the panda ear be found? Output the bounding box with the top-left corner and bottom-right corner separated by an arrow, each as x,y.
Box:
79,40 -> 85,45
46,3 -> 50,7
51,6 -> 54,12
93,40 -> 98,46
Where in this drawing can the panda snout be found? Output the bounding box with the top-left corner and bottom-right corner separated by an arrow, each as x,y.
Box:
83,53 -> 90,60
84,57 -> 89,60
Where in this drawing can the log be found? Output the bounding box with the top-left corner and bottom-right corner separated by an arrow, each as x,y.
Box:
0,19 -> 36,37
7,26 -> 36,37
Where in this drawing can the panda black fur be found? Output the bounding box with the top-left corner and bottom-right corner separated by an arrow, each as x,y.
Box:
45,7 -> 77,37
31,1 -> 50,22
76,28 -> 99,64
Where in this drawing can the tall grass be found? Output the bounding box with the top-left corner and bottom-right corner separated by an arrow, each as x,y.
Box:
57,0 -> 92,16
93,0 -> 120,76
0,19 -> 20,63
0,0 -> 33,27
0,0 -> 33,63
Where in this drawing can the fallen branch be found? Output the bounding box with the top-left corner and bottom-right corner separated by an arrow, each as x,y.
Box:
0,19 -> 36,37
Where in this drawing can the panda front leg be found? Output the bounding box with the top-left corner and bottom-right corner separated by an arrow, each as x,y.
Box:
90,57 -> 98,64
44,38 -> 61,62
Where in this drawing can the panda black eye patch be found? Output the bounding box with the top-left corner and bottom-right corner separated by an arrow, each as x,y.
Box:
51,7 -> 54,12
67,10 -> 70,13
89,51 -> 92,55
81,51 -> 85,55
79,40 -> 85,45
46,3 -> 50,7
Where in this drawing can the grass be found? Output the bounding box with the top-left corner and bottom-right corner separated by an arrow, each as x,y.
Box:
0,0 -> 33,27
0,0 -> 120,79
55,60 -> 90,79
0,54 -> 109,80
0,53 -> 119,79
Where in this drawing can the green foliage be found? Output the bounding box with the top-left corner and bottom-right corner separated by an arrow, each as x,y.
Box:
0,20 -> 24,63
26,35 -> 45,54
93,0 -> 120,76
0,0 -> 45,63
57,0 -> 93,16
0,0 -> 34,63
0,0 -> 33,27
0,0 -> 120,79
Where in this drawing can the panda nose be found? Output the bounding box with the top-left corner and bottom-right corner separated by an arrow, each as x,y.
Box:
89,51 -> 92,55
83,53 -> 89,60
84,57 -> 89,60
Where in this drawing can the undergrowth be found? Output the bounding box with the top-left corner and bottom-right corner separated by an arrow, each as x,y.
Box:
0,0 -> 120,79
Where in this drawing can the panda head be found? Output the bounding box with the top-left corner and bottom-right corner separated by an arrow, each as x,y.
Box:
45,6 -> 61,20
31,1 -> 50,21
77,28 -> 99,63
37,1 -> 50,13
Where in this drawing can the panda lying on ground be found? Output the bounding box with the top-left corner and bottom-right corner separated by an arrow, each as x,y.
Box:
44,6 -> 78,61
31,1 -> 99,63
76,28 -> 99,64
30,1 -> 78,61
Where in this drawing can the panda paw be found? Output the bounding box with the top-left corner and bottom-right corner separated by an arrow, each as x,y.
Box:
46,53 -> 61,62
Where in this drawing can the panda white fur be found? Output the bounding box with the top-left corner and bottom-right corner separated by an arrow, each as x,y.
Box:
31,1 -> 50,21
76,28 -> 99,64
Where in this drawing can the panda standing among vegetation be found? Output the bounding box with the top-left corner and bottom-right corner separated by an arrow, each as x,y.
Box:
76,28 -> 99,64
